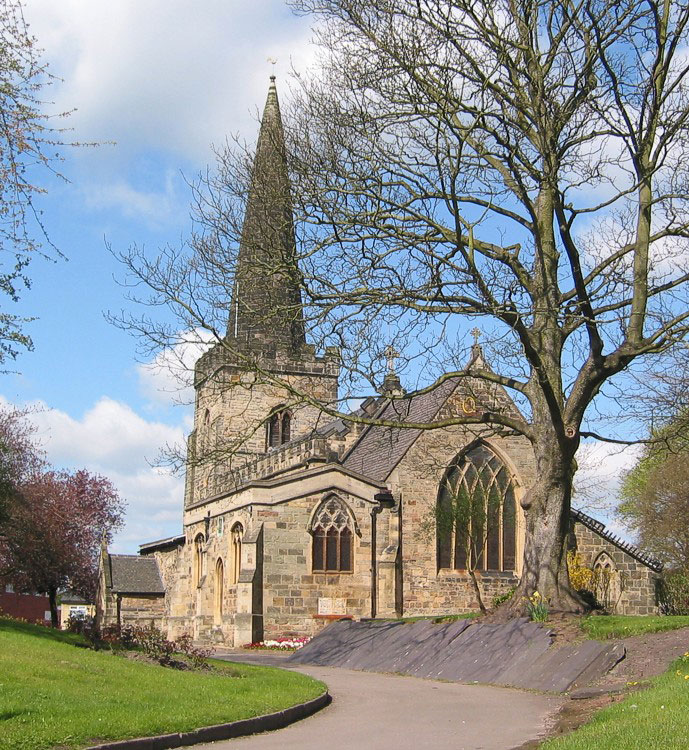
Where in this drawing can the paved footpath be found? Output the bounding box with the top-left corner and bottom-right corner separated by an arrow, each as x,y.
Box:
186,654 -> 562,750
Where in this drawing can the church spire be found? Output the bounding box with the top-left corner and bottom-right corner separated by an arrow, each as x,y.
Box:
227,76 -> 306,353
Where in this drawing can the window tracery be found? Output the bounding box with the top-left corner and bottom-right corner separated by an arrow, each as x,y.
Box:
437,443 -> 517,573
311,496 -> 354,573
231,523 -> 243,585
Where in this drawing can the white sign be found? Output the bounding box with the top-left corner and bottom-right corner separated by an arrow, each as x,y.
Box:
318,597 -> 347,615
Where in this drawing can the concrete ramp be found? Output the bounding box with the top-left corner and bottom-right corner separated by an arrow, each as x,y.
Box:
288,618 -> 624,693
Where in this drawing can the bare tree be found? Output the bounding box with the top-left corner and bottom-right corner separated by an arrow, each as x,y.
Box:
0,0 -> 80,364
116,0 -> 689,612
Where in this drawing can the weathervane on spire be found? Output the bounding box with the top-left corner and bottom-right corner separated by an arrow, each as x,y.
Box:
267,57 -> 278,80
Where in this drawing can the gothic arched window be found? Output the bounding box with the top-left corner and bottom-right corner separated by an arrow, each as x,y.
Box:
266,406 -> 291,449
231,523 -> 243,585
214,557 -> 224,623
311,496 -> 354,573
193,533 -> 205,587
437,443 -> 517,573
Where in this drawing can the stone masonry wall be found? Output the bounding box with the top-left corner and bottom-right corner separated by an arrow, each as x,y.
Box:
392,420 -> 536,615
187,350 -> 339,507
573,522 -> 659,615
258,491 -> 384,639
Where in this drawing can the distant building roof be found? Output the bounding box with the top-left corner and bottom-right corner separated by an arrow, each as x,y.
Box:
60,592 -> 91,604
106,554 -> 165,594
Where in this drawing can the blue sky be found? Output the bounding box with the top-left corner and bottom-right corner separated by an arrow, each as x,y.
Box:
2,0 -> 639,553
2,0 -> 317,552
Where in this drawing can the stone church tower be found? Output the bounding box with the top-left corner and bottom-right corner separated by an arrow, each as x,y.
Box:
185,76 -> 340,507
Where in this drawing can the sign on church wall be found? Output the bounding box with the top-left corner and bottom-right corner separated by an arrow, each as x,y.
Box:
318,597 -> 347,615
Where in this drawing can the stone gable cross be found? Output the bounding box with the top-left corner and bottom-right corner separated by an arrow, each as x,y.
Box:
384,345 -> 399,373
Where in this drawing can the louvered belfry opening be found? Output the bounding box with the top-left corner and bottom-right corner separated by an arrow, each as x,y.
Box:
312,496 -> 354,573
437,443 -> 516,572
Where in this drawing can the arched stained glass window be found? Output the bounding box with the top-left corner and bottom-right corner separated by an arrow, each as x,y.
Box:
437,443 -> 517,573
311,496 -> 354,573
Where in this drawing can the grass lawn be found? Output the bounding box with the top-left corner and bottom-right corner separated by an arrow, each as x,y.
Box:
0,617 -> 325,750
541,656 -> 689,750
581,614 -> 689,640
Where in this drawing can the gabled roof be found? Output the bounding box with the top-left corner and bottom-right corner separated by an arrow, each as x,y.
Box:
139,534 -> 185,554
342,377 -> 461,482
571,509 -> 663,572
106,554 -> 165,595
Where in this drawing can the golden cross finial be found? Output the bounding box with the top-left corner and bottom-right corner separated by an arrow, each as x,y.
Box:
470,327 -> 481,347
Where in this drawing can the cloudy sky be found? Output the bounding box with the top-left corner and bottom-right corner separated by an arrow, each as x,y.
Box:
3,0 -> 639,553
4,1 -> 316,552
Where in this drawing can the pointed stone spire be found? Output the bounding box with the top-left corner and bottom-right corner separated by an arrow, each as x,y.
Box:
227,76 -> 305,353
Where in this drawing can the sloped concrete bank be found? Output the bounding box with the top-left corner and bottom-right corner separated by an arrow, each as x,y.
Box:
288,618 -> 623,692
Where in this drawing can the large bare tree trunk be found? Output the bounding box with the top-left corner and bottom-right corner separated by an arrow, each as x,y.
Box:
511,439 -> 585,613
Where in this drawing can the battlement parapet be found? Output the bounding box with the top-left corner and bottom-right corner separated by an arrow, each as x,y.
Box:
201,434 -> 342,500
194,341 -> 340,386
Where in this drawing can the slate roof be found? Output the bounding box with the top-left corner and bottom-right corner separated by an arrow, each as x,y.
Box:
60,591 -> 91,604
571,509 -> 663,572
106,554 -> 165,594
342,377 -> 461,482
139,534 -> 185,554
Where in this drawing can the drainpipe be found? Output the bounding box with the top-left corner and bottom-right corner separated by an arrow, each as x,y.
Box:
371,490 -> 395,619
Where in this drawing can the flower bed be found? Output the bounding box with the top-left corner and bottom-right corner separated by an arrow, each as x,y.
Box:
243,636 -> 311,651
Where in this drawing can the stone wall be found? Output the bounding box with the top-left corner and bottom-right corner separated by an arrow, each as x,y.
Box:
573,521 -> 660,615
118,594 -> 166,630
187,347 -> 340,507
392,422 -> 536,615
256,492 -> 383,639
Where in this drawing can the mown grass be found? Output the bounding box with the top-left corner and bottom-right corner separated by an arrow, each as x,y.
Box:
541,656 -> 689,750
581,614 -> 689,640
0,617 -> 325,750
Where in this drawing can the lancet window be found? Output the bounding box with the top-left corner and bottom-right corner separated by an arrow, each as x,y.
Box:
267,407 -> 291,449
437,443 -> 517,573
311,496 -> 354,573
231,523 -> 243,585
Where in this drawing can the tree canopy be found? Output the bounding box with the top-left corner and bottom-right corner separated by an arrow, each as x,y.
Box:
0,468 -> 125,626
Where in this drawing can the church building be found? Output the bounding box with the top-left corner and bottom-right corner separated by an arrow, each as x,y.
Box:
97,79 -> 662,646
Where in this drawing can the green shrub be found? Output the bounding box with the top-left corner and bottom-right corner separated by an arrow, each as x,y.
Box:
659,571 -> 689,615
492,586 -> 516,608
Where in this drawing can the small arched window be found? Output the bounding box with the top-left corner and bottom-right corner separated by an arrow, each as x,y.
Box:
593,552 -> 621,611
266,406 -> 291,449
214,558 -> 224,623
437,443 -> 517,573
231,523 -> 243,585
311,496 -> 354,573
193,533 -> 205,587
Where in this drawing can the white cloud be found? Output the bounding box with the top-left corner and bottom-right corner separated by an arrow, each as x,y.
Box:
24,0 -> 317,161
0,395 -> 187,553
573,439 -> 642,542
84,170 -> 185,227
137,328 -> 215,409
